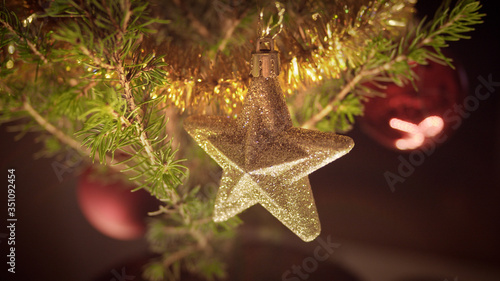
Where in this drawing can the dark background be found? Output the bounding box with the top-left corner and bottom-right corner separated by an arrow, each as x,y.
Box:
1,0 -> 499,280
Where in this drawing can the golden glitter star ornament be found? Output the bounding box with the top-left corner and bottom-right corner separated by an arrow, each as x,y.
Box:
184,38 -> 354,242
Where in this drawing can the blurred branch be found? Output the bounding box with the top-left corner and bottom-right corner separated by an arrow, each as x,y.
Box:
172,0 -> 211,40
22,98 -> 130,172
0,18 -> 48,64
301,56 -> 406,129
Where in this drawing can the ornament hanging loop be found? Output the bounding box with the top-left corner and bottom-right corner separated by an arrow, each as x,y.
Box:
250,37 -> 280,78
258,2 -> 285,39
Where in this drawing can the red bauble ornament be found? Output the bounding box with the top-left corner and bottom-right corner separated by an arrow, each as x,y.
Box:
360,59 -> 467,150
77,168 -> 159,240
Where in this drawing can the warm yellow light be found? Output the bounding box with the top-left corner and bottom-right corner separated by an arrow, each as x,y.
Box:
8,45 -> 15,54
22,14 -> 35,27
305,69 -> 316,82
388,19 -> 405,27
291,57 -> 299,77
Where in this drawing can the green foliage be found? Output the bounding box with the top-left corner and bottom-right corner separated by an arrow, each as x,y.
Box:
291,79 -> 364,133
316,94 -> 364,133
144,187 -> 241,281
295,0 -> 484,131
0,6 -> 49,66
44,0 -> 186,198
1,1 -> 234,280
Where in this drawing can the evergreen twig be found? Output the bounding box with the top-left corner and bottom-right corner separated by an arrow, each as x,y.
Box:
300,0 -> 484,130
0,18 -> 48,64
301,56 -> 406,129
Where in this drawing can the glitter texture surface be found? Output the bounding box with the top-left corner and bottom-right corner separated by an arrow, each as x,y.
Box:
184,75 -> 354,242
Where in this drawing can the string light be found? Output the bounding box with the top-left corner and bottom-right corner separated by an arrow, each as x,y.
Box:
8,44 -> 15,54
22,13 -> 35,27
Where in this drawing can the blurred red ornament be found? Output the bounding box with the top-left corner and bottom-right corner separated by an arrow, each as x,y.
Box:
359,58 -> 467,151
77,168 -> 159,240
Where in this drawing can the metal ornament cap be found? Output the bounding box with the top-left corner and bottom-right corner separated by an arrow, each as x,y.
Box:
250,37 -> 280,78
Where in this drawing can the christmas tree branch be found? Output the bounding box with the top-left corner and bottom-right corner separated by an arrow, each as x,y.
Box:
217,17 -> 243,53
117,66 -> 157,164
114,62 -> 183,204
22,98 -> 131,171
299,0 -> 484,131
79,46 -> 115,70
163,229 -> 211,268
172,0 -> 211,40
23,99 -> 83,153
301,56 -> 406,129
164,244 -> 202,268
44,0 -> 187,199
0,17 -> 48,64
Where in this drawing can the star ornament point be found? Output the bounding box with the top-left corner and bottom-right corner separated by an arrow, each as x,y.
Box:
184,76 -> 353,242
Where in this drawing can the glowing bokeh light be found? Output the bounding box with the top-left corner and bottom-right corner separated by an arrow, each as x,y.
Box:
419,116 -> 445,137
390,115 -> 445,150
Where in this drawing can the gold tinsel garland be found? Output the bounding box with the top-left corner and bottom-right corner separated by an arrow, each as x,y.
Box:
3,0 -> 415,116
158,0 -> 415,116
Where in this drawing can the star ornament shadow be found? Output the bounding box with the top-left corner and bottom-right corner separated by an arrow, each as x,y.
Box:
184,76 -> 354,242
